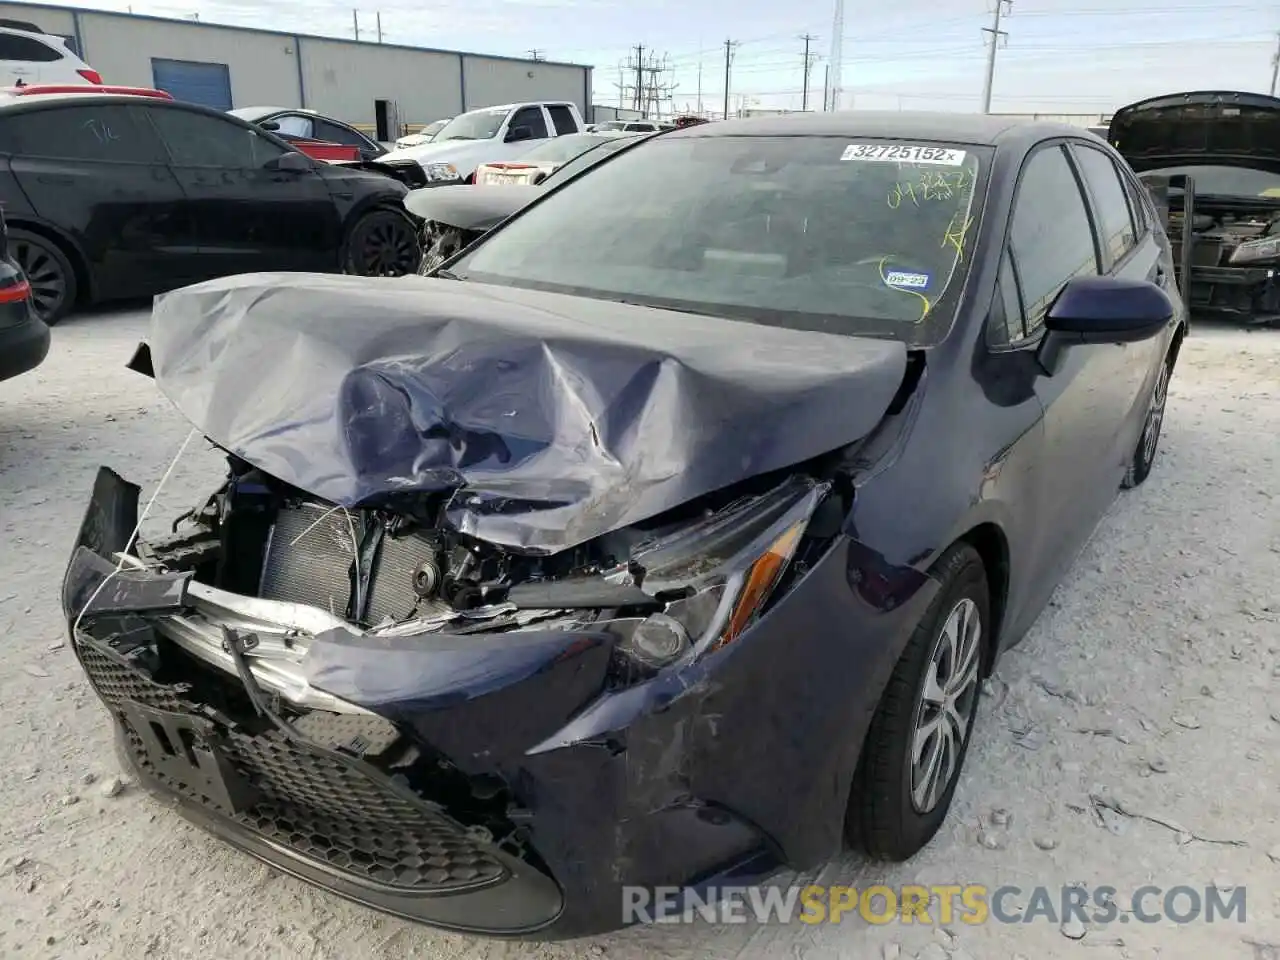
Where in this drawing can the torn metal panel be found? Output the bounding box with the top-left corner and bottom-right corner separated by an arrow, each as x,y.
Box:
146,272 -> 908,552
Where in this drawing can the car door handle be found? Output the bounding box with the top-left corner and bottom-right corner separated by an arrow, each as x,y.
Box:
37,174 -> 73,185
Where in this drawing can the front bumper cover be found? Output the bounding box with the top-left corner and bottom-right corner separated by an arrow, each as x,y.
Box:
64,465 -> 935,937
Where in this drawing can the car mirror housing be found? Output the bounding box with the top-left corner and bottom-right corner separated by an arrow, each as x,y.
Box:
265,151 -> 313,174
505,124 -> 533,143
1045,275 -> 1173,341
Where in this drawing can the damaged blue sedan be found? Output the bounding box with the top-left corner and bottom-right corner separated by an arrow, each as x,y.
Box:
63,112 -> 1183,938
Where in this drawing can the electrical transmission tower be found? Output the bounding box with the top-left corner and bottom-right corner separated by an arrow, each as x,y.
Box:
827,0 -> 843,110
981,0 -> 1012,114
616,46 -> 678,118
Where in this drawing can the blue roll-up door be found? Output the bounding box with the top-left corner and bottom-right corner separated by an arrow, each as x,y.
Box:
151,58 -> 232,110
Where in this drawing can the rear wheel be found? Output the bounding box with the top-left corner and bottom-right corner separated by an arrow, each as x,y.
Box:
846,542 -> 989,861
1122,356 -> 1172,489
342,209 -> 421,277
9,228 -> 77,325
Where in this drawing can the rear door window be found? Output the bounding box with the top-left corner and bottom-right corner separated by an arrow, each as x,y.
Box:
509,106 -> 548,139
145,106 -> 287,167
314,118 -> 374,149
0,104 -> 166,162
546,105 -> 577,135
0,34 -> 64,62
1071,143 -> 1138,267
270,114 -> 314,138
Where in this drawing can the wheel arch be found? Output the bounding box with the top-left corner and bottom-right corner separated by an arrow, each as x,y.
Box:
954,521 -> 1011,677
5,218 -> 93,303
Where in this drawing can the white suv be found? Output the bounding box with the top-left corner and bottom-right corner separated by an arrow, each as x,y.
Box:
0,21 -> 103,87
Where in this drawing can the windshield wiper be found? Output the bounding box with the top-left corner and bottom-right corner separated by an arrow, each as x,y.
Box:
434,269 -> 463,280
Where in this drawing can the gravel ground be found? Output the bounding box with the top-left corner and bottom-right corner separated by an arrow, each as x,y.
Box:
1,305 -> 1278,960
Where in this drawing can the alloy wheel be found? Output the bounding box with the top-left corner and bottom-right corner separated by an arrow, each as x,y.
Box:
1142,363 -> 1170,467
356,216 -> 420,277
909,597 -> 982,814
12,238 -> 68,320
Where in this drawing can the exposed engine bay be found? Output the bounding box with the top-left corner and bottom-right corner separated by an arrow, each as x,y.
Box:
1162,194 -> 1280,324
116,455 -> 842,711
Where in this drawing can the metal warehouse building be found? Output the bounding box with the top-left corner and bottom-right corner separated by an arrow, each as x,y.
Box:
0,1 -> 593,136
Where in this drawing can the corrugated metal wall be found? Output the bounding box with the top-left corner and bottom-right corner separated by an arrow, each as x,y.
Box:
0,2 -> 592,129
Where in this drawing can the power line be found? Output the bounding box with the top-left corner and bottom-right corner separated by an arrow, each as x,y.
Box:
981,0 -> 1011,114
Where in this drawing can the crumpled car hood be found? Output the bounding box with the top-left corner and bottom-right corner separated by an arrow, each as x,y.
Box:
403,183 -> 541,232
146,273 -> 909,553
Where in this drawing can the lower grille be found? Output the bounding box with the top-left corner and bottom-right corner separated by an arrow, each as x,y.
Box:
79,636 -> 507,894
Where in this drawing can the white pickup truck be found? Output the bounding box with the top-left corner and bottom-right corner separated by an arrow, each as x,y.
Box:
377,101 -> 585,187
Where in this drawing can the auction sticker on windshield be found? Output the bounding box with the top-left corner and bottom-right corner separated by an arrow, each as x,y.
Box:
841,143 -> 966,165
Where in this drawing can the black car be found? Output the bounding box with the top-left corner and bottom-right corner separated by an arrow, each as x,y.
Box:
0,89 -> 420,323
1110,90 -> 1280,325
407,132 -> 644,271
228,106 -> 387,163
0,207 -> 48,383
65,112 -> 1182,939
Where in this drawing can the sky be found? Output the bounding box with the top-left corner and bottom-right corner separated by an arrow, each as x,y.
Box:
31,0 -> 1280,116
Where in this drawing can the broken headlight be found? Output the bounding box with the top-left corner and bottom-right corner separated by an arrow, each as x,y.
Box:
1228,235 -> 1280,265
611,476 -> 832,674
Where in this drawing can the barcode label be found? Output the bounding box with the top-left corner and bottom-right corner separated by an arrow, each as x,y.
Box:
840,143 -> 966,166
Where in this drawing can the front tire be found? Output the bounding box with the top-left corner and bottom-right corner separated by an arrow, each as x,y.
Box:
847,542 -> 990,861
341,209 -> 422,277
9,228 -> 77,325
1122,356 -> 1172,489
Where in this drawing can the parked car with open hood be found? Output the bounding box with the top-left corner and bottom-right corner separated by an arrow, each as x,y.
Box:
64,112 -> 1183,939
1110,90 -> 1280,325
409,132 -> 643,271
0,86 -> 419,323
377,101 -> 585,188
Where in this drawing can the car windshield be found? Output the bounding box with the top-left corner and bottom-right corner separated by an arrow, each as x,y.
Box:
433,108 -> 508,142
597,121 -> 626,131
1141,164 -> 1280,198
451,135 -> 988,340
421,119 -> 448,136
516,134 -> 612,164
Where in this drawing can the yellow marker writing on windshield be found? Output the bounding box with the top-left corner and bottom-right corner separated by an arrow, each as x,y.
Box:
943,214 -> 975,260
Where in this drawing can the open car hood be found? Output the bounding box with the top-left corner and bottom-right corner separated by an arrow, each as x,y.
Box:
403,183 -> 542,232
145,273 -> 909,553
1109,90 -> 1280,174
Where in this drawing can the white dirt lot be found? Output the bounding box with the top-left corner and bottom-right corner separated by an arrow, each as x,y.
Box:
0,305 -> 1277,960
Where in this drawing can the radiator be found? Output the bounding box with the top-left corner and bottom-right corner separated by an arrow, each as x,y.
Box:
259,504 -> 449,625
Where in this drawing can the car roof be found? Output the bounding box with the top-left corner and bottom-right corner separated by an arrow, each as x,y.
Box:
0,91 -> 219,112
668,111 -> 1093,148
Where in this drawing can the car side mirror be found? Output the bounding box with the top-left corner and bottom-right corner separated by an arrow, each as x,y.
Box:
1038,275 -> 1174,374
505,124 -> 533,143
258,120 -> 281,131
265,151 -> 312,173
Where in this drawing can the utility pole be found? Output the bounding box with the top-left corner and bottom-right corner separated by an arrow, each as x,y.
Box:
800,33 -> 819,111
981,0 -> 1011,114
822,64 -> 830,111
376,11 -> 382,43
352,9 -> 360,41
1270,31 -> 1279,96
528,49 -> 545,61
723,38 -> 737,119
827,0 -> 844,110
